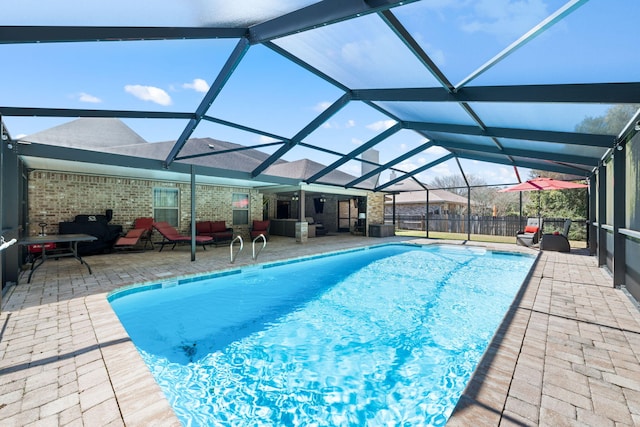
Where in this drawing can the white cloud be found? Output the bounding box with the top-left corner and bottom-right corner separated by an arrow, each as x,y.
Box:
322,118 -> 357,130
77,92 -> 102,103
460,0 -> 550,41
183,78 -> 210,93
424,145 -> 450,155
124,85 -> 172,106
351,137 -> 363,145
258,135 -> 279,144
367,120 -> 396,132
314,101 -> 332,112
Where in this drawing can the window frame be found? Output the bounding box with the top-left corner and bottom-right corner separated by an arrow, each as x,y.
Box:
153,187 -> 180,227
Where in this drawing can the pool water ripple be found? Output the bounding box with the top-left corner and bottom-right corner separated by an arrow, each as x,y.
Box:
110,244 -> 534,426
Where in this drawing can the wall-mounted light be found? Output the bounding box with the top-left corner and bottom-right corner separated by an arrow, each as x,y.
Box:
635,120 -> 640,131
358,213 -> 366,220
616,145 -> 624,151
291,194 -> 299,201
319,196 -> 327,203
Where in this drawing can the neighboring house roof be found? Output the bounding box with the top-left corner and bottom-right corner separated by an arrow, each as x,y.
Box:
385,179 -> 469,205
23,117 -> 148,148
264,158 -> 362,187
24,118 -> 370,187
106,137 -> 286,174
387,190 -> 469,205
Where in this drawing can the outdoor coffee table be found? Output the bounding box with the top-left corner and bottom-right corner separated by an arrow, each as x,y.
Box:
19,234 -> 98,283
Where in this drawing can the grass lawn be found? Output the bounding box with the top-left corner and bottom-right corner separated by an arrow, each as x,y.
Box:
394,229 -> 588,249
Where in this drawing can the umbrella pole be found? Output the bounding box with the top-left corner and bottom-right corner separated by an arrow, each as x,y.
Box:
538,190 -> 542,233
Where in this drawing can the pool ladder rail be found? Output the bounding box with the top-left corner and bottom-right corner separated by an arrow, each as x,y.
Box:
252,234 -> 267,261
0,236 -> 17,252
229,234 -> 267,263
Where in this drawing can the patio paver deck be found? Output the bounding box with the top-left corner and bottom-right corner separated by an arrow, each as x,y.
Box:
1,235 -> 639,426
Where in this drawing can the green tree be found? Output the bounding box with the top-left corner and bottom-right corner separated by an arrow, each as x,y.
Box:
525,104 -> 640,240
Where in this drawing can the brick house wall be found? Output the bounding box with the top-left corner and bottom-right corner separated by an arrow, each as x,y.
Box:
366,193 -> 385,226
27,170 -> 262,239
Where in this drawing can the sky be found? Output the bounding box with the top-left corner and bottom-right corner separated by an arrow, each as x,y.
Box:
2,0 -> 638,187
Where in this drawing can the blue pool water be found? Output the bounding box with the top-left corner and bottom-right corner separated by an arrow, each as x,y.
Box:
109,244 -> 535,426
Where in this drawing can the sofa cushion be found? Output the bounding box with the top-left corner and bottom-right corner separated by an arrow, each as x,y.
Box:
195,222 -> 211,234
253,220 -> 269,231
210,221 -> 228,233
524,225 -> 539,234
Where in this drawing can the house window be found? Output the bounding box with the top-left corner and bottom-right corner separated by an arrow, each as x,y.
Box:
153,187 -> 179,227
232,193 -> 249,225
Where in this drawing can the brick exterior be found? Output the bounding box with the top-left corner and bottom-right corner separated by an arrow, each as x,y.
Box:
366,193 -> 385,226
27,171 -> 262,239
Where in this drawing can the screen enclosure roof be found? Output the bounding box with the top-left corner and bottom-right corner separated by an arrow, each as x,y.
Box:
1,0 -> 639,190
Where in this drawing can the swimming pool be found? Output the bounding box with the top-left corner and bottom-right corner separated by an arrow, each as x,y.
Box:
109,243 -> 535,426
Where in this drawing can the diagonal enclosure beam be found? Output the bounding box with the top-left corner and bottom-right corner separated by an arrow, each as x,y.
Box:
456,0 -> 589,88
249,0 -> 419,43
251,93 -> 352,178
346,140 -> 435,187
165,38 -> 250,167
376,153 -> 456,191
306,123 -> 403,183
379,10 -> 454,92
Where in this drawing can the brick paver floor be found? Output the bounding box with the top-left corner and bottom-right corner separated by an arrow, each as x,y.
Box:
1,235 -> 639,426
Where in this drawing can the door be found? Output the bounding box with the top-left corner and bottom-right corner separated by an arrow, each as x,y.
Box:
338,200 -> 353,232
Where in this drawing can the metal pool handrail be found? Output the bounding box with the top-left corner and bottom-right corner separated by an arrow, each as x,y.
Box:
0,236 -> 17,252
230,235 -> 243,263
252,234 -> 266,261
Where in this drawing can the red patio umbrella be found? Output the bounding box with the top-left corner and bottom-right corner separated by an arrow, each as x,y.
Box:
499,177 -> 588,229
499,177 -> 588,192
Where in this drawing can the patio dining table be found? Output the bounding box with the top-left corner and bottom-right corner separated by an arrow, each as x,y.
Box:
19,234 -> 97,283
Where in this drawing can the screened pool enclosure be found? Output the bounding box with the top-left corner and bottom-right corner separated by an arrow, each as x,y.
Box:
1,0 -> 640,300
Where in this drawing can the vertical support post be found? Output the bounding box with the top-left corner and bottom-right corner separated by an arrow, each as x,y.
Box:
519,192 -> 523,229
597,164 -> 607,267
425,189 -> 429,239
392,194 -> 396,227
588,177 -> 597,255
467,188 -> 471,241
613,146 -> 626,287
190,165 -> 196,262
296,189 -> 307,242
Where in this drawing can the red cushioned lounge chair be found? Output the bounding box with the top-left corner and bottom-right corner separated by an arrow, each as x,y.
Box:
153,222 -> 214,252
113,228 -> 146,252
133,217 -> 155,250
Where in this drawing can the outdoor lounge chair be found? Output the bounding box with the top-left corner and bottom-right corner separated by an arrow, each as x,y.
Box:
540,219 -> 572,252
250,220 -> 270,240
113,228 -> 146,252
153,221 -> 214,252
516,218 -> 542,247
133,217 -> 154,250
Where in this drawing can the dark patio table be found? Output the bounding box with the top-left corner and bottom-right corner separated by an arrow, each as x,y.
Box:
19,234 -> 98,283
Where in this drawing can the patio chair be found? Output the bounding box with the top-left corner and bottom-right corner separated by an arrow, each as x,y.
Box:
250,220 -> 270,240
540,219 -> 572,252
516,218 -> 542,247
133,217 -> 155,250
113,228 -> 146,252
153,222 -> 214,252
